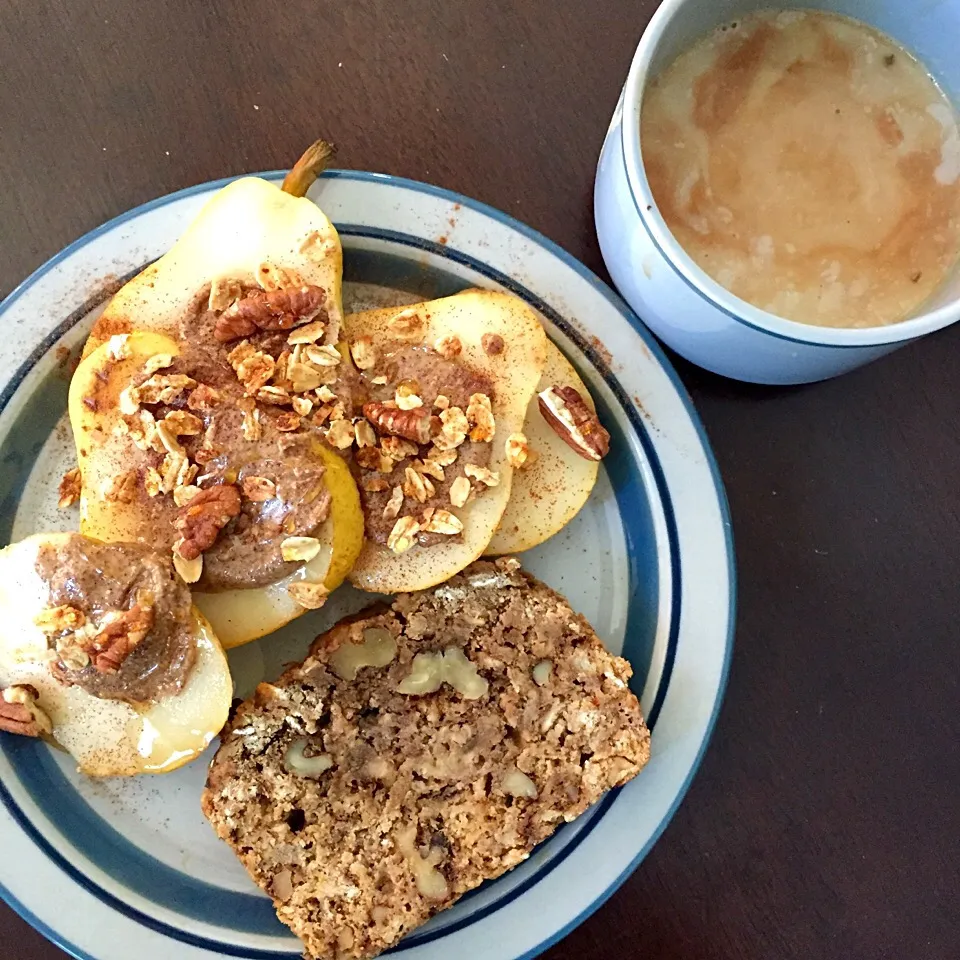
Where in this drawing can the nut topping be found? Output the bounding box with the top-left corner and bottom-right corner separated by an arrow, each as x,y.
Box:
481,333 -> 505,356
34,604 -> 86,635
213,285 -> 326,342
380,436 -> 419,462
421,509 -> 463,536
463,463 -> 500,486
287,319 -> 326,344
505,432 -> 532,469
387,308 -> 425,341
0,686 -> 52,738
136,373 -> 197,405
85,601 -> 155,673
466,393 -> 495,442
143,352 -> 174,376
103,469 -> 138,504
537,385 -> 610,461
187,384 -> 221,412
403,466 -> 435,504
58,468 -> 81,509
397,647 -> 489,699
242,476 -> 277,501
433,335 -> 462,360
395,380 -> 423,411
283,737 -> 334,777
383,485 -> 404,520
363,402 -> 439,445
174,483 -> 242,560
432,406 -> 469,451
287,580 -> 330,609
501,767 -> 538,799
354,420 -> 377,448
325,418 -> 356,450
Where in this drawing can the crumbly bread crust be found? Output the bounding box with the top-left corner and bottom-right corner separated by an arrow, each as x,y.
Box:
202,559 -> 650,959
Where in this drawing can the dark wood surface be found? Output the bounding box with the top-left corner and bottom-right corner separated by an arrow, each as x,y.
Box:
1,1 -> 958,958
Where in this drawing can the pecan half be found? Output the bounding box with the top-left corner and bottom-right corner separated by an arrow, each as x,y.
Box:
538,386 -> 610,461
88,603 -> 154,673
174,484 -> 242,560
363,402 -> 439,445
0,685 -> 51,737
214,285 -> 326,342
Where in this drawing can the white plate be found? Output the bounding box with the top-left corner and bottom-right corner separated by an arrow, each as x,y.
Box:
0,171 -> 734,960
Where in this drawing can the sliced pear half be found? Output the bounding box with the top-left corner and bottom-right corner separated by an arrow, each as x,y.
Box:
0,533 -> 232,776
344,290 -> 547,593
84,167 -> 342,359
486,340 -> 600,555
69,333 -> 365,648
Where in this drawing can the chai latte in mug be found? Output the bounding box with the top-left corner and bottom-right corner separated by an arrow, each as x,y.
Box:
640,9 -> 960,328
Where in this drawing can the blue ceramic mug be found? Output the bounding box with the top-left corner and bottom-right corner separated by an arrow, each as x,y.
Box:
595,0 -> 960,384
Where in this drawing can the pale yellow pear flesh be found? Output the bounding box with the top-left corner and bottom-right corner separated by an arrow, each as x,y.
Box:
485,340 -> 600,555
0,534 -> 232,776
69,333 -> 365,648
344,290 -> 548,594
83,177 -> 343,358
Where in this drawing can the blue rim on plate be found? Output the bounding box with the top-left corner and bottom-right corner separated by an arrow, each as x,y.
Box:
0,170 -> 735,960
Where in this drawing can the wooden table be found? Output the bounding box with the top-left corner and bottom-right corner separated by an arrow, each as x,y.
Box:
2,1 -> 958,958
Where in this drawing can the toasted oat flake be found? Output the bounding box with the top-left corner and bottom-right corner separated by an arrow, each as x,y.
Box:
387,516 -> 421,553
281,537 -> 323,563
163,410 -> 203,436
292,395 -> 314,417
433,335 -> 462,360
395,381 -> 423,411
106,334 -> 131,361
144,467 -> 163,497
288,320 -> 326,345
240,399 -> 262,441
275,412 -> 302,432
371,375 -> 389,386
380,436 -> 419,462
422,509 -> 463,535
464,463 -> 500,486
434,406 -> 469,450
433,395 -> 450,411
304,344 -> 341,367
316,386 -> 337,403
209,278 -> 243,312
138,374 -> 197,404
383,485 -> 404,521
236,352 -> 276,393
427,447 -> 459,467
416,458 -> 445,482
449,475 -> 471,508
173,550 -> 203,584
118,385 -> 140,416
257,385 -> 292,406
350,336 -> 377,370
34,604 -> 85,634
403,466 -> 435,503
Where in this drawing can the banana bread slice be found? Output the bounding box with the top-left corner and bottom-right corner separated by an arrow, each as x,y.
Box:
202,558 -> 650,959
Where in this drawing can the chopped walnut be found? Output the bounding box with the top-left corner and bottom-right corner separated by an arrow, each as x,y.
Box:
143,352 -> 174,376
421,509 -> 463,535
403,466 -> 435,503
383,485 -> 404,520
209,278 -> 243,312
416,458 -> 445,482
466,393 -> 495,442
242,476 -> 277,501
326,418 -> 355,450
118,384 -> 140,416
463,463 -> 500,486
173,484 -> 201,507
144,467 -> 163,498
174,484 -> 242,560
283,737 -> 334,777
103,469 -> 138,504
387,516 -> 421,553
434,394 -> 450,411
505,432 -> 531,469
274,411 -> 302,432
105,334 -> 131,361
396,647 -> 488,699
356,447 -> 396,473
117,409 -> 158,450
87,602 -> 155,673
449,476 -> 471,508
433,334 -> 462,360
162,410 -> 203,436
137,373 -> 197,405
381,436 -> 419,462
287,580 -> 329,609
427,447 -> 459,467
187,384 -> 221,412
236,351 -> 276,393
363,475 -> 390,492
482,333 -> 505,356
387,308 -> 425,341
501,767 -> 538,798
329,626 -> 397,681
34,604 -> 86,635
350,336 -> 377,370
58,468 -> 81,509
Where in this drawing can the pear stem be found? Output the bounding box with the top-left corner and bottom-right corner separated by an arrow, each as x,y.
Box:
282,140 -> 337,197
